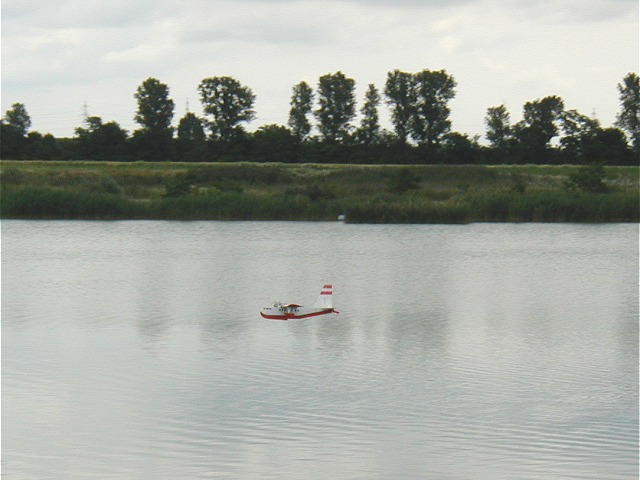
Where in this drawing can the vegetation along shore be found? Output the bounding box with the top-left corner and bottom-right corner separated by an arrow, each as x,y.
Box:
2,70 -> 637,223
1,161 -> 637,223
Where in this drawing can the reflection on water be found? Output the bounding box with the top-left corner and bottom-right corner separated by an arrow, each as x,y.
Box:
2,221 -> 638,479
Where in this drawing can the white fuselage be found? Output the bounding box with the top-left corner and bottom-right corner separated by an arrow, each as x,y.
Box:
260,302 -> 335,320
260,285 -> 338,320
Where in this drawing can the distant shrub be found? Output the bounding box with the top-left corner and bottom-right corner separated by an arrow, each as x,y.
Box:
163,174 -> 193,197
566,163 -> 608,193
1,168 -> 27,186
388,168 -> 421,194
510,173 -> 527,194
211,180 -> 243,193
80,175 -> 121,194
186,164 -> 291,185
285,183 -> 335,201
97,175 -> 122,194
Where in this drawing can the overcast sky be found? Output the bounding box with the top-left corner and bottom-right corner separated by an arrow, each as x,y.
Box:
2,0 -> 638,140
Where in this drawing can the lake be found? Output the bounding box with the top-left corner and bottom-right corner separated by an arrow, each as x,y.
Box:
2,220 -> 638,479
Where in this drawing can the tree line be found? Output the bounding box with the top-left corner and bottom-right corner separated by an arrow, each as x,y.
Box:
1,70 -> 638,165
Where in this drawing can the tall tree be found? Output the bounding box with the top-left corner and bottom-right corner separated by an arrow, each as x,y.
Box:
177,112 -> 205,142
132,78 -> 175,160
513,95 -> 564,156
252,124 -> 299,163
25,132 -> 61,160
591,127 -> 633,165
3,103 -> 31,136
485,104 -> 512,150
384,70 -> 414,144
315,71 -> 356,143
198,76 -> 256,142
560,109 -> 631,164
615,72 -> 640,154
357,83 -> 381,145
441,132 -> 481,165
75,116 -> 128,160
559,109 -> 600,161
410,69 -> 456,146
176,112 -> 206,161
288,81 -> 314,140
1,103 -> 31,158
134,78 -> 175,135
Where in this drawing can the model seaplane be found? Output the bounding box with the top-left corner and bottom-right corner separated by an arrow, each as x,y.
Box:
260,284 -> 339,320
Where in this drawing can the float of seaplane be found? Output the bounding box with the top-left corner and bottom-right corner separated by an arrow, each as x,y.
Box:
260,285 -> 339,320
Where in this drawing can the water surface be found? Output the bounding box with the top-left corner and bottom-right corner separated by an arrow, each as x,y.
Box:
2,221 -> 638,479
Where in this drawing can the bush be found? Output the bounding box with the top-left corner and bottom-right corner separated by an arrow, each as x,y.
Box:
566,163 -> 608,193
80,175 -> 121,194
163,173 -> 193,197
285,183 -> 335,201
388,168 -> 421,194
186,164 -> 291,185
0,168 -> 27,186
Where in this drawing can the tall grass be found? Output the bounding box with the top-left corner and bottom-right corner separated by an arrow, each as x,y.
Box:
3,186 -> 637,223
153,191 -> 344,221
469,190 -> 639,223
347,190 -> 639,223
1,187 -> 132,219
1,161 -> 638,223
0,187 -> 346,221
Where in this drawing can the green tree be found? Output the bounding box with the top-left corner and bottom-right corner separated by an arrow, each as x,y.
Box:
3,102 -> 31,136
384,70 -> 414,144
356,83 -> 381,145
440,132 -> 481,164
177,112 -> 205,142
252,124 -> 299,163
25,132 -> 61,160
176,112 -> 206,161
133,78 -> 175,160
591,127 -> 632,165
410,69 -> 456,147
198,76 -> 256,142
615,72 -> 640,154
75,116 -> 128,160
485,104 -> 512,150
288,81 -> 314,140
559,109 -> 600,162
513,95 -> 565,159
315,71 -> 356,143
134,77 -> 175,135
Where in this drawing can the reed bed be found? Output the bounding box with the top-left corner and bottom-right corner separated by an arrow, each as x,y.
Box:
1,161 -> 637,223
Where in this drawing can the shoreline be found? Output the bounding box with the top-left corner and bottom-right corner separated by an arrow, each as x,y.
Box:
1,161 -> 638,223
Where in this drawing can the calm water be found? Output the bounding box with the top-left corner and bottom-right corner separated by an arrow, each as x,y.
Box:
2,221 -> 638,479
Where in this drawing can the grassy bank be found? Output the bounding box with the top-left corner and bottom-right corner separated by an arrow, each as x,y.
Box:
1,161 -> 638,223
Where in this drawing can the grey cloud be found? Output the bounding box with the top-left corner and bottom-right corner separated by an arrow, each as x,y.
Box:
2,0 -> 171,29
227,0 -> 471,5
502,0 -> 637,23
230,0 -> 637,19
182,23 -> 330,47
339,0 -> 472,6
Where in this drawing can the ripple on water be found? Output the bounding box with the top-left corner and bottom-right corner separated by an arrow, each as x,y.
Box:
2,221 -> 638,479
